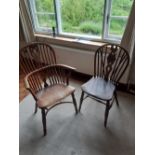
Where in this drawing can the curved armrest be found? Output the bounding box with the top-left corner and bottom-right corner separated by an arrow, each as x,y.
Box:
24,64 -> 76,98
55,64 -> 76,71
24,64 -> 76,76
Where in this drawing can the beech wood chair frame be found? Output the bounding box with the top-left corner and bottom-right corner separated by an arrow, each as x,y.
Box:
25,64 -> 78,136
20,42 -> 57,113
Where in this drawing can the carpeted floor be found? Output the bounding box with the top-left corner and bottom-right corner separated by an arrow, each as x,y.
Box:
19,79 -> 135,155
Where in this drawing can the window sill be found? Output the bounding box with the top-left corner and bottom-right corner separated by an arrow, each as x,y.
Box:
34,33 -> 106,51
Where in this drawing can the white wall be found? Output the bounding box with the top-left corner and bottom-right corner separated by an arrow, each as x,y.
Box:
51,44 -> 135,84
52,44 -> 94,75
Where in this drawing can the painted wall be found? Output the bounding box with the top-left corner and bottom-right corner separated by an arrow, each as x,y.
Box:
52,44 -> 94,75
50,44 -> 135,84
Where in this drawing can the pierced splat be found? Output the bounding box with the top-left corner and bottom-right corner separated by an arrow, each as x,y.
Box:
105,45 -> 118,80
20,42 -> 56,75
30,45 -> 39,58
94,44 -> 129,83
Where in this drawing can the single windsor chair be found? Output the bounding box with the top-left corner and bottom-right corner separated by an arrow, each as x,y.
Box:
79,44 -> 130,127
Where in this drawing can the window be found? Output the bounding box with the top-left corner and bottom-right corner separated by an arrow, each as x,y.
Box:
57,0 -> 104,39
29,0 -> 133,42
104,0 -> 133,41
29,0 -> 56,33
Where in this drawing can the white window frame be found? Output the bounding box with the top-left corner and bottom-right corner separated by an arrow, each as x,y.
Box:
28,0 -> 132,43
104,0 -> 129,42
29,0 -> 56,34
55,0 -> 103,41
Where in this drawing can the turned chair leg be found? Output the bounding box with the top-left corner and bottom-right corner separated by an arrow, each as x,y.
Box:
41,108 -> 47,136
34,103 -> 38,114
114,91 -> 119,106
79,91 -> 84,112
71,93 -> 78,114
104,101 -> 110,128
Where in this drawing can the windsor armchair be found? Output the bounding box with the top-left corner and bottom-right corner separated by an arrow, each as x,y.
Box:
79,44 -> 130,127
20,42 -> 57,112
25,64 -> 78,136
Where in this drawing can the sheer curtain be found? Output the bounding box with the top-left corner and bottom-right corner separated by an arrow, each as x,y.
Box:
19,0 -> 35,43
120,0 -> 135,84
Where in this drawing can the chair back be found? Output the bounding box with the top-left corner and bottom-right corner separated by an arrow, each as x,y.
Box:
20,42 -> 56,75
94,44 -> 130,83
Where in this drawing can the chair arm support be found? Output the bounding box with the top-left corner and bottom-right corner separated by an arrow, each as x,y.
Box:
24,64 -> 76,93
55,64 -> 76,85
24,75 -> 30,89
24,74 -> 38,101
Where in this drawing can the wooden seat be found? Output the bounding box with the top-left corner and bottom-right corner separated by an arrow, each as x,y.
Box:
82,77 -> 115,101
79,44 -> 130,127
37,84 -> 75,108
25,64 -> 78,136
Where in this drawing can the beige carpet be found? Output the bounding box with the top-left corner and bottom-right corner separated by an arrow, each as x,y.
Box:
19,79 -> 135,155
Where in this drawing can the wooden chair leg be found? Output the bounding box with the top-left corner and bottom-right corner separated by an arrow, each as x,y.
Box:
34,103 -> 38,114
79,91 -> 84,112
104,101 -> 110,128
71,93 -> 78,114
41,108 -> 47,136
114,91 -> 119,106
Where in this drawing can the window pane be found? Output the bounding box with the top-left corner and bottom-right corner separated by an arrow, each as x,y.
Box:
35,0 -> 55,12
111,0 -> 133,16
108,0 -> 133,38
60,0 -> 104,38
109,18 -> 127,36
37,14 -> 56,28
30,0 -> 56,33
